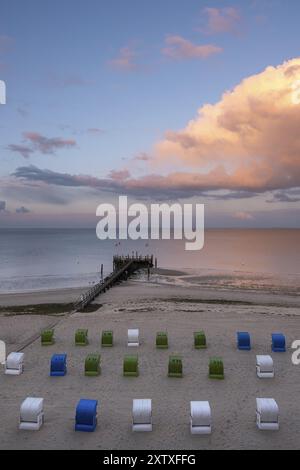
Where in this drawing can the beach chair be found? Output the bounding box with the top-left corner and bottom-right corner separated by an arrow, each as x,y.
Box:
19,397 -> 44,431
50,354 -> 67,377
272,333 -> 286,352
190,401 -> 212,435
132,399 -> 152,432
0,340 -> 6,365
256,398 -> 279,431
209,357 -> 224,379
75,399 -> 98,432
237,332 -> 251,350
75,329 -> 88,346
85,354 -> 101,376
168,355 -> 183,377
41,329 -> 54,346
194,331 -> 207,349
5,352 -> 24,375
123,355 -> 139,377
256,355 -> 274,378
156,332 -> 168,349
101,330 -> 113,347
128,329 -> 139,347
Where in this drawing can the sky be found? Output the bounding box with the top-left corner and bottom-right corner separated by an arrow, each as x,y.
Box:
0,0 -> 300,228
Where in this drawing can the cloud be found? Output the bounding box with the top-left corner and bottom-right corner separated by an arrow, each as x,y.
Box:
267,189 -> 300,203
156,57 -> 300,193
87,128 -> 104,135
162,35 -> 222,61
133,152 -> 152,162
108,46 -> 139,71
8,132 -> 76,158
16,206 -> 30,214
232,211 -> 254,221
201,7 -> 241,34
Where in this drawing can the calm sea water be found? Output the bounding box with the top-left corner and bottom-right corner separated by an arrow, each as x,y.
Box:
0,228 -> 299,294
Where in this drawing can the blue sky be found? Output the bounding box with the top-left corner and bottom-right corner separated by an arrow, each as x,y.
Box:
0,0 -> 300,227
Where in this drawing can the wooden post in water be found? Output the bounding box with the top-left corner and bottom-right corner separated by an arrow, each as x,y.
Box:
101,264 -> 103,280
155,257 -> 157,269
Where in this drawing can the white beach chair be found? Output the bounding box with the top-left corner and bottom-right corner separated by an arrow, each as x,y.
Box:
0,340 -> 6,365
190,401 -> 212,435
256,355 -> 274,378
132,399 -> 152,432
128,329 -> 140,347
19,397 -> 44,431
256,398 -> 279,431
5,352 -> 24,375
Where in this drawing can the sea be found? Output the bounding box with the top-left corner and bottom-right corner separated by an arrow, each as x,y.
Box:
0,228 -> 299,295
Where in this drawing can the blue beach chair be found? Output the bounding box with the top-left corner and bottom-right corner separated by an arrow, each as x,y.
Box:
272,333 -> 286,352
75,399 -> 98,432
50,354 -> 67,376
237,332 -> 251,351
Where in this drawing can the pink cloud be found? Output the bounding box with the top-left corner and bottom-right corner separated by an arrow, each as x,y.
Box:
108,46 -> 139,71
233,211 -> 254,221
162,35 -> 222,60
201,7 -> 241,34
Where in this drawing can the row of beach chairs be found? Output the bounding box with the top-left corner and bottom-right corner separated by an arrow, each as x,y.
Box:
18,397 -> 280,433
41,328 -> 287,352
4,352 -> 276,379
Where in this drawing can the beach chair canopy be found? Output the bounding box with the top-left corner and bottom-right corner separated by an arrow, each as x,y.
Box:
102,330 -> 113,347
124,355 -> 139,376
19,397 -> 44,431
256,398 -> 279,430
75,329 -> 88,345
132,399 -> 152,432
190,401 -> 212,434
156,332 -> 168,348
194,331 -> 207,349
168,355 -> 183,377
272,333 -> 286,352
75,399 -> 98,432
128,329 -> 139,346
209,357 -> 224,379
41,329 -> 54,345
237,332 -> 251,350
256,355 -> 274,378
50,354 -> 67,376
85,354 -> 101,376
6,352 -> 24,370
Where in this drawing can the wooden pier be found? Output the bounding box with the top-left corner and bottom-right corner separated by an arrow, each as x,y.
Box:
74,254 -> 153,311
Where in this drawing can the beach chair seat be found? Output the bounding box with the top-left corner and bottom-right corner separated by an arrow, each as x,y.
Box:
123,355 -> 139,376
190,401 -> 212,435
128,329 -> 139,347
41,329 -> 54,346
50,354 -> 67,377
237,332 -> 251,350
168,355 -> 183,377
272,333 -> 286,352
75,399 -> 98,432
209,357 -> 224,379
194,331 -> 207,349
256,355 -> 274,378
5,352 -> 24,375
85,354 -> 101,376
102,330 -> 113,347
19,397 -> 44,431
156,332 -> 168,349
132,399 -> 152,432
256,398 -> 279,431
75,329 -> 88,346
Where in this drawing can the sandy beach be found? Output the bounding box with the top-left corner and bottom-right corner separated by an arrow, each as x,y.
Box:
0,274 -> 299,450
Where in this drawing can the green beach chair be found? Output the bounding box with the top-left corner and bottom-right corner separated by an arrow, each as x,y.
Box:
41,329 -> 54,346
85,354 -> 101,376
168,355 -> 183,377
209,357 -> 224,379
156,332 -> 168,349
123,355 -> 139,377
194,331 -> 207,349
101,330 -> 113,347
75,329 -> 88,346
